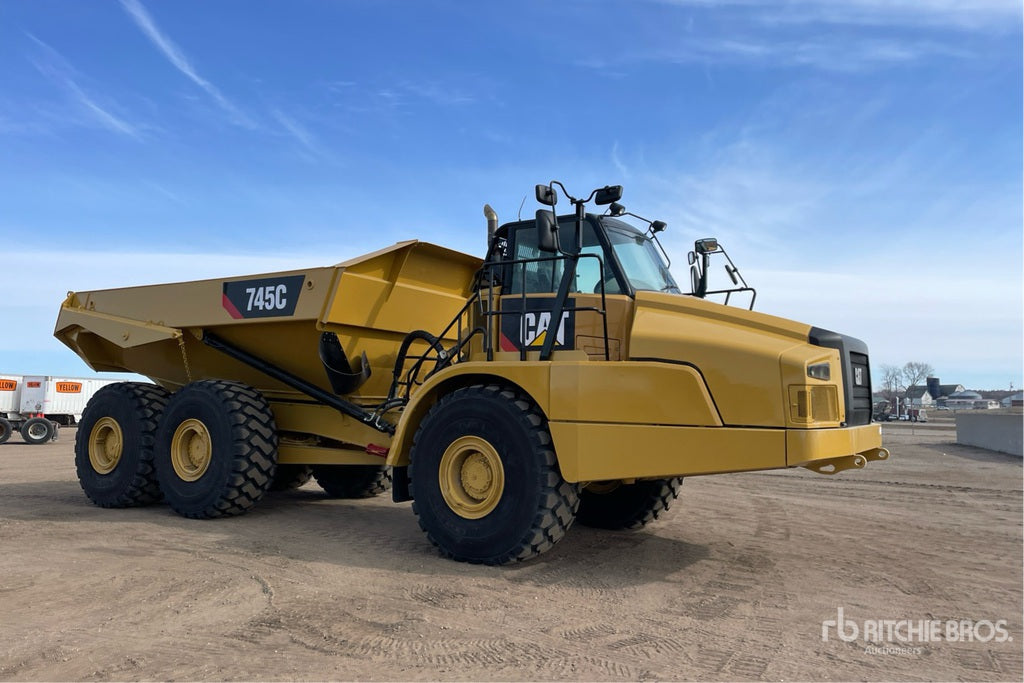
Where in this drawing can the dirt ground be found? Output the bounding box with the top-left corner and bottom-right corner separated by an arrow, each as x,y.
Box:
1,423 -> 1021,682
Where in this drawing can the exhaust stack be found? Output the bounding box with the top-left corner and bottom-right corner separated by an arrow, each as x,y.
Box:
484,204 -> 498,249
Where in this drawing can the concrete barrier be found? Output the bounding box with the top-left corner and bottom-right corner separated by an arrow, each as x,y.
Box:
956,410 -> 1023,457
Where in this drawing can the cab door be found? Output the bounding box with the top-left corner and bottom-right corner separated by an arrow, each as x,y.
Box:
497,219 -> 632,360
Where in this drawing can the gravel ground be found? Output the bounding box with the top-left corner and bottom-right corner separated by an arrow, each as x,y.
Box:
1,423 -> 1020,681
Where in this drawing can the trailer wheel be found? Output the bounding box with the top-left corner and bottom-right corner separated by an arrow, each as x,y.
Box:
0,417 -> 13,444
311,464 -> 391,498
409,384 -> 580,565
576,477 -> 683,530
155,380 -> 277,519
75,382 -> 170,507
21,417 -> 55,445
270,464 -> 313,491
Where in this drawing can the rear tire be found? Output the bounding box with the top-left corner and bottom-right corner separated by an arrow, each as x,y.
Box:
576,477 -> 683,530
311,464 -> 391,498
270,464 -> 313,491
0,417 -> 12,444
410,384 -> 580,565
21,417 -> 55,445
75,382 -> 170,507
155,380 -> 278,519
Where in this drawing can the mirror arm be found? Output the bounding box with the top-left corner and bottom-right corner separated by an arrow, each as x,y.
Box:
651,234 -> 671,268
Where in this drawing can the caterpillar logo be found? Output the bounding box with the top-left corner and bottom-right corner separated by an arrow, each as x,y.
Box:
499,297 -> 576,352
0,379 -> 16,391
56,382 -> 83,393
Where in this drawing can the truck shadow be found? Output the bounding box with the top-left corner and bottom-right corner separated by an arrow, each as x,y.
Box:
0,480 -> 711,586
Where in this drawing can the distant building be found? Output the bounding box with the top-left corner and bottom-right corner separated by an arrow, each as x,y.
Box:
906,385 -> 935,407
907,377 -> 965,408
925,377 -> 966,408
945,390 -> 999,410
1001,392 -> 1023,408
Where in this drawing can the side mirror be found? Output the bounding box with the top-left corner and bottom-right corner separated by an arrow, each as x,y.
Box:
650,220 -> 667,234
687,251 -> 696,265
536,209 -> 559,253
535,184 -> 557,207
594,185 -> 623,205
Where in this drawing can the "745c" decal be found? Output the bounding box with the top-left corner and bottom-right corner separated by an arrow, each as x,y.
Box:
222,275 -> 305,319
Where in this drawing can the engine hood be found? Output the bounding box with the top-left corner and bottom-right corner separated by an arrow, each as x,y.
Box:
628,291 -> 816,427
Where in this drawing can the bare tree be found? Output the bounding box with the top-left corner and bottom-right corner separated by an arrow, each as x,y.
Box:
902,362 -> 935,391
879,364 -> 902,401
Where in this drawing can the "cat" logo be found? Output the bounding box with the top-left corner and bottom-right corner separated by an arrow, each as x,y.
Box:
499,298 -> 576,352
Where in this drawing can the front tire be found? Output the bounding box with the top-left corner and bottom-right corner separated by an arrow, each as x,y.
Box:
155,380 -> 278,519
410,384 -> 580,565
576,478 -> 683,530
75,382 -> 170,507
21,417 -> 55,445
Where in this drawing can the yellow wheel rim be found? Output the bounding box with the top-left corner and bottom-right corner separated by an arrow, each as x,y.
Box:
586,481 -> 622,495
170,419 -> 212,482
89,417 -> 124,474
439,436 -> 505,519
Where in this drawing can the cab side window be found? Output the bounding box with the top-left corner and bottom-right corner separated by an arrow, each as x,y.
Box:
506,226 -> 562,294
506,221 -> 622,295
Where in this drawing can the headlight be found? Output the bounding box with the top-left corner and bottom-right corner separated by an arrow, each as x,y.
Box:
807,362 -> 831,381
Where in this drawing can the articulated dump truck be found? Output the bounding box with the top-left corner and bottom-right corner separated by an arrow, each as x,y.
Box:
55,181 -> 887,565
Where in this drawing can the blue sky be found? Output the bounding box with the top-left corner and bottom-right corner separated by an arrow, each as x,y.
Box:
1,0 -> 1021,391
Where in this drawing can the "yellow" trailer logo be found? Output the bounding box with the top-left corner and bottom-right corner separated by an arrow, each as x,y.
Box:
56,382 -> 83,393
0,379 -> 16,391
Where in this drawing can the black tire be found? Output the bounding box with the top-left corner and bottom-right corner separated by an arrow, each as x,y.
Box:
0,417 -> 12,444
270,464 -> 313,491
154,380 -> 278,519
75,382 -> 170,507
21,417 -> 55,445
311,464 -> 391,498
576,477 -> 683,530
409,384 -> 580,565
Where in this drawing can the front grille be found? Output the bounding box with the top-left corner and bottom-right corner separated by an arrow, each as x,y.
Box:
848,351 -> 872,426
809,328 -> 873,427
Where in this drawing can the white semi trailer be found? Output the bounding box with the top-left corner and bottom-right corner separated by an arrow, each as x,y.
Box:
0,375 -> 120,444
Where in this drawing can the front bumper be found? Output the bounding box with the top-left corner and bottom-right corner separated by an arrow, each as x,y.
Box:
787,423 -> 888,474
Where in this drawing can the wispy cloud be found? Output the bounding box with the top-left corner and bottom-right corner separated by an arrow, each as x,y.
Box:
653,0 -> 1021,32
270,108 -> 328,159
26,33 -> 141,139
611,141 -> 630,179
401,81 -> 477,106
581,35 -> 971,73
119,0 -> 256,129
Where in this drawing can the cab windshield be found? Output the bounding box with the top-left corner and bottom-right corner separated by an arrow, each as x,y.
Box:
599,218 -> 680,294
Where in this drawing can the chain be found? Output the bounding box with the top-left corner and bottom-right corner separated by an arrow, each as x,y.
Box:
177,333 -> 193,383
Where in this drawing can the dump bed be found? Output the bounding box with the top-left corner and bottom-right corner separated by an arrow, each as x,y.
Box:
55,241 -> 482,403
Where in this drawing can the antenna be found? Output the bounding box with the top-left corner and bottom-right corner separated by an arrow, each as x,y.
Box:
517,195 -> 527,221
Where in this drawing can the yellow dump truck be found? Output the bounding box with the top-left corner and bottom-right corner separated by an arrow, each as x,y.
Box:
55,181 -> 887,564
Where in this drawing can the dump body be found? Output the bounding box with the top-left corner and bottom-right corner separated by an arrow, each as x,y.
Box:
56,241 -> 482,463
